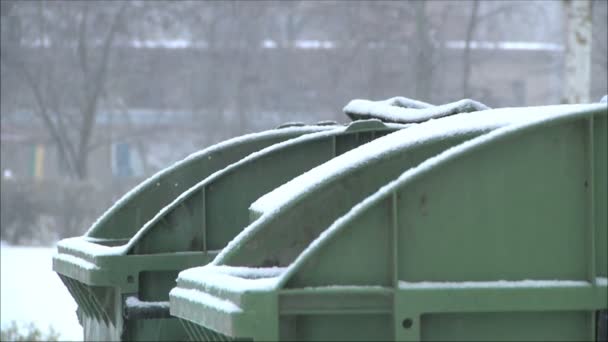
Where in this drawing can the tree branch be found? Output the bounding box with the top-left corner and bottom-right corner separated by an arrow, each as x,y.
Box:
75,2 -> 128,178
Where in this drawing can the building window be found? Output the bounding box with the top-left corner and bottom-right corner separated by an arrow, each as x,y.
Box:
111,142 -> 143,178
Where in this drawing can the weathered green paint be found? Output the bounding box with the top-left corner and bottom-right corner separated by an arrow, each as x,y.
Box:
170,105 -> 607,341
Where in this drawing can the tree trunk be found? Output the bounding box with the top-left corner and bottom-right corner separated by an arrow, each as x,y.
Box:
74,3 -> 127,179
562,0 -> 592,104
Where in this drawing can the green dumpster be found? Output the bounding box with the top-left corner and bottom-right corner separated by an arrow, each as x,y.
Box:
53,120 -> 406,341
169,103 -> 608,341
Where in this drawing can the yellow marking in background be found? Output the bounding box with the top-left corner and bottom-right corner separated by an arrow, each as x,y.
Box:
34,144 -> 45,180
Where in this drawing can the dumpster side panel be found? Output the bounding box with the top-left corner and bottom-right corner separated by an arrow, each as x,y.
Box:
205,139 -> 334,251
167,105 -> 606,342
398,120 -> 588,282
276,111 -> 605,340
280,314 -> 392,341
286,198 -> 392,287
131,192 -> 205,254
130,126 -> 401,255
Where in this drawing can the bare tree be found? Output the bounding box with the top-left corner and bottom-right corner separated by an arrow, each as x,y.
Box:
1,1 -> 128,180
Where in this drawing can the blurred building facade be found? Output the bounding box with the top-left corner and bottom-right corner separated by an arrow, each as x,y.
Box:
1,0 -> 606,184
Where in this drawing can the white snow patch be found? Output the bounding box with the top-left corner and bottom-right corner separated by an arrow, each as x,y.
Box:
205,265 -> 287,279
445,40 -> 564,52
85,125 -> 328,239
169,288 -> 242,314
601,95 -> 607,104
57,237 -> 126,259
1,246 -> 81,341
178,265 -> 284,292
343,98 -> 489,123
273,103 -> 605,287
53,253 -> 100,271
125,296 -> 170,310
597,277 -> 608,286
351,96 -> 433,111
251,104 -> 586,218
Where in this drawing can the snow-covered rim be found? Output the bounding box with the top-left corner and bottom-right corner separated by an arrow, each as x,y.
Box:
212,113 -> 508,265
169,288 -> 243,314
249,104 -> 587,220
121,127 -> 349,254
84,125 -> 331,237
121,121 -> 407,255
175,265 -> 287,292
170,104 -> 605,292
58,122 -> 405,258
271,103 -> 606,288
343,98 -> 490,124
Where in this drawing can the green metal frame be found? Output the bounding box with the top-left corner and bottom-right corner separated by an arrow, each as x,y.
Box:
54,125 -> 331,341
53,120 -> 405,341
170,105 -> 608,341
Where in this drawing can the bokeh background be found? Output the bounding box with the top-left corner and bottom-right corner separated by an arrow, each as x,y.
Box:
0,1 -> 606,340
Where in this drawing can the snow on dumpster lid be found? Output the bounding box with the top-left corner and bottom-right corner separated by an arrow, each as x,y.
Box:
118,122 -> 406,256
343,97 -> 490,123
177,265 -> 286,292
84,125 -> 332,237
169,288 -> 243,314
273,102 -> 606,287
251,104 -> 599,218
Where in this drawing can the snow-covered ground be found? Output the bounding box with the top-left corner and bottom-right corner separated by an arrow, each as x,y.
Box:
1,244 -> 82,341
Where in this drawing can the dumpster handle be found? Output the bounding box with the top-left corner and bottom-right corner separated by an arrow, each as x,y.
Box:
123,295 -> 171,320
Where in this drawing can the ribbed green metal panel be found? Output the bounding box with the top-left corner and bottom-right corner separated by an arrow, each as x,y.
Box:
169,104 -> 607,341
53,122 -> 402,341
